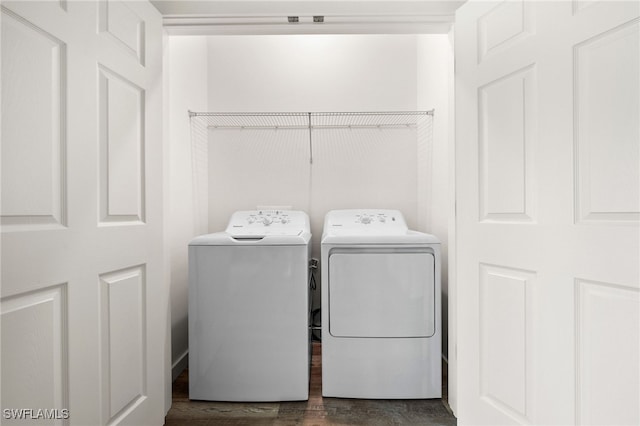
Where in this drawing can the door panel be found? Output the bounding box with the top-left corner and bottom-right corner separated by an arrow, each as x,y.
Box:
574,19 -> 639,223
478,64 -> 536,223
1,8 -> 67,231
1,285 -> 68,424
576,280 -> 639,425
455,1 -> 639,424
1,1 -> 166,425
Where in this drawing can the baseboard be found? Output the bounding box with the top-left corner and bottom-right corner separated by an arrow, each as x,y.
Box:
172,349 -> 189,382
440,353 -> 454,416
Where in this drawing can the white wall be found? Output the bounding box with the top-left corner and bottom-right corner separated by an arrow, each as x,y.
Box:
166,36 -> 208,379
167,33 -> 453,376
417,34 -> 454,357
207,35 -> 418,112
205,35 -> 448,245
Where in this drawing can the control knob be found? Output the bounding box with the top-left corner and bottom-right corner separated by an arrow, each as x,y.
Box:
360,215 -> 372,224
262,216 -> 273,226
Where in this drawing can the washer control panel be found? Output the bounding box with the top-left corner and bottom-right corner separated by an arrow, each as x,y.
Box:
226,210 -> 309,237
325,209 -> 408,235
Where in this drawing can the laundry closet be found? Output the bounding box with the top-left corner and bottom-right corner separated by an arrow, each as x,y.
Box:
166,31 -> 454,386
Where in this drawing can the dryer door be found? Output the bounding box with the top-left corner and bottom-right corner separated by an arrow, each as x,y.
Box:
328,250 -> 435,338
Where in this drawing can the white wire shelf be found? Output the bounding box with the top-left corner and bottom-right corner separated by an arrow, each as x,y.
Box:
189,110 -> 434,130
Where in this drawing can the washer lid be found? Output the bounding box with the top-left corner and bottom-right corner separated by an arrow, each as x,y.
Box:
226,210 -> 310,238
189,210 -> 311,246
189,232 -> 311,246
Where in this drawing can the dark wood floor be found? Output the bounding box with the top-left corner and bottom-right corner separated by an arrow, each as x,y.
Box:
165,342 -> 456,425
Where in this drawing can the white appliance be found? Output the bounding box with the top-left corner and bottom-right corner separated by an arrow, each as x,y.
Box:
188,210 -> 311,401
321,209 -> 441,399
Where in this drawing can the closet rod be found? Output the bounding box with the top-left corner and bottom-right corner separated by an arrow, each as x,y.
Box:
309,110 -> 434,116
189,110 -> 434,117
205,124 -> 421,130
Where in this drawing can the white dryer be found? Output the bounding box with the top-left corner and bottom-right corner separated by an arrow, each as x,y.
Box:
188,210 -> 311,401
321,209 -> 441,399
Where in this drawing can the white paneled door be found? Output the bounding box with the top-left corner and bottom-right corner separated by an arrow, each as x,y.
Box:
1,1 -> 166,425
455,1 -> 639,425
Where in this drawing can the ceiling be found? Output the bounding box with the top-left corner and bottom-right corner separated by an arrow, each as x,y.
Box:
150,0 -> 466,35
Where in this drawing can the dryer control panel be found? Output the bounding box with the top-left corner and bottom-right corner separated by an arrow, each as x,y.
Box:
324,209 -> 409,235
226,210 -> 310,237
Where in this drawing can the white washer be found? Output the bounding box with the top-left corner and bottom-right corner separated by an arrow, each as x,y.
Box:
188,210 -> 311,401
321,209 -> 441,399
